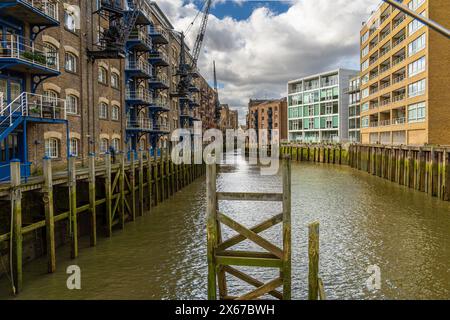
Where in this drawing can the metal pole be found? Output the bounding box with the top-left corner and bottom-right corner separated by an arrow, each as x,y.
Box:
382,0 -> 450,39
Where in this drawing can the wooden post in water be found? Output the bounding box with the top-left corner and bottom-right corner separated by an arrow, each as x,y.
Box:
88,153 -> 97,246
154,157 -> 160,206
138,150 -> 144,217
10,160 -> 22,294
206,163 -> 218,300
119,153 -> 125,229
130,150 -> 136,220
43,157 -> 56,273
68,156 -> 78,259
444,149 -> 449,201
308,221 -> 320,300
147,149 -> 153,210
105,152 -> 112,236
282,156 -> 292,300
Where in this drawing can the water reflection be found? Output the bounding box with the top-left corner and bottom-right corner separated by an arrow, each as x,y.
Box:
0,151 -> 449,299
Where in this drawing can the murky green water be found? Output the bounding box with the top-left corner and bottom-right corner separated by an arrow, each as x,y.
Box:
1,152 -> 449,300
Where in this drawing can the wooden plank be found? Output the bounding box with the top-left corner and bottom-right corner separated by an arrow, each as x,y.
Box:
223,266 -> 283,300
217,213 -> 283,259
217,192 -> 283,202
130,151 -> 136,221
120,153 -> 126,229
43,157 -> 56,273
217,214 -> 283,251
215,255 -> 282,268
147,151 -> 153,210
235,278 -> 283,301
206,164 -> 218,300
308,222 -> 320,300
318,278 -> 326,300
138,150 -> 144,217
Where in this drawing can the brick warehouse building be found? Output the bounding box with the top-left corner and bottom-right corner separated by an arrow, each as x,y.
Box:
0,0 -> 218,180
247,98 -> 288,142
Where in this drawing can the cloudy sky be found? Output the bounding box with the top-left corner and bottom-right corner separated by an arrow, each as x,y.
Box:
157,0 -> 380,123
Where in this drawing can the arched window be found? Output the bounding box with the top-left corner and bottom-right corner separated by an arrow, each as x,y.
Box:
99,102 -> 108,119
111,72 -> 120,89
111,138 -> 120,152
43,43 -> 58,69
45,138 -> 59,159
65,52 -> 77,73
100,138 -> 109,154
43,90 -> 58,107
66,94 -> 78,114
98,67 -> 108,84
111,105 -> 120,121
70,138 -> 79,157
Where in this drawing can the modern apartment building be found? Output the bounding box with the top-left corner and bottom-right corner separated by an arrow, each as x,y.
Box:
0,0 -> 217,180
359,0 -> 450,145
347,76 -> 361,143
287,69 -> 358,143
247,98 -> 288,141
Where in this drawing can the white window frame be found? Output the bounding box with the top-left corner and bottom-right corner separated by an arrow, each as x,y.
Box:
45,138 -> 59,159
99,102 -> 108,119
111,105 -> 120,121
65,53 -> 77,72
66,94 -> 78,115
98,67 -> 108,84
100,138 -> 109,154
70,138 -> 79,157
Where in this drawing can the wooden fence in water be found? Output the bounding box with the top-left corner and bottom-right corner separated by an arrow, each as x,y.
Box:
281,144 -> 450,202
0,150 -> 205,294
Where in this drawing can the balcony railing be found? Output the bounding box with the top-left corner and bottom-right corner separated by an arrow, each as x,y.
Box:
393,16 -> 406,29
20,0 -> 59,21
153,124 -> 170,132
392,117 -> 406,125
392,35 -> 406,48
149,26 -> 169,43
392,94 -> 405,103
126,118 -> 153,130
128,30 -> 152,48
380,29 -> 391,41
380,82 -> 391,90
392,55 -> 405,66
149,75 -> 169,87
125,89 -> 152,104
126,59 -> 151,76
151,98 -> 170,110
1,92 -> 66,121
380,99 -> 391,107
0,36 -> 59,71
393,75 -> 405,84
380,64 -> 391,74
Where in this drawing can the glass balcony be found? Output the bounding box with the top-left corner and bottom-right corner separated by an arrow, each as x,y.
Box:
0,36 -> 60,75
0,0 -> 59,25
149,26 -> 169,45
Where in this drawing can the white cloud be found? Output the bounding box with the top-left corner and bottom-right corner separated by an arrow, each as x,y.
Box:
157,0 -> 380,123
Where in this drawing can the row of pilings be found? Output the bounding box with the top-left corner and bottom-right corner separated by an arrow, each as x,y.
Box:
280,144 -> 449,202
0,150 -> 205,295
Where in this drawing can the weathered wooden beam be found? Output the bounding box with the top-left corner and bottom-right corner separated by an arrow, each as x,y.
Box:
147,150 -> 153,210
138,150 -> 144,217
217,192 -> 283,202
68,156 -> 78,259
43,157 -> 56,273
130,151 -> 136,221
119,153 -> 126,229
236,278 -> 283,301
88,153 -> 97,246
10,160 -> 22,294
282,156 -> 292,300
206,164 -> 218,300
105,153 -> 112,237
308,222 -> 320,300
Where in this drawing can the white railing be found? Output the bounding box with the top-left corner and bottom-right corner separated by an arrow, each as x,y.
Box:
0,35 -> 59,71
152,98 -> 170,110
126,58 -> 151,75
0,92 -> 66,128
154,124 -> 170,132
21,0 -> 59,20
149,50 -> 168,62
392,117 -> 406,125
126,89 -> 152,103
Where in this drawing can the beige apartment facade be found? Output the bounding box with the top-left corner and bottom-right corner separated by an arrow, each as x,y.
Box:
360,0 -> 450,146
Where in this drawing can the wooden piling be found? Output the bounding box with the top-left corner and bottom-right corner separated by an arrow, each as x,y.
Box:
206,164 -> 218,300
130,151 -> 136,220
138,150 -> 144,217
88,153 -> 97,246
105,153 -> 112,236
43,157 -> 56,273
119,153 -> 126,228
147,150 -> 153,210
68,156 -> 78,259
308,221 -> 320,300
10,160 -> 22,293
282,156 -> 291,300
